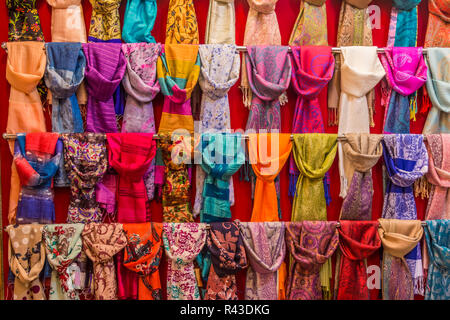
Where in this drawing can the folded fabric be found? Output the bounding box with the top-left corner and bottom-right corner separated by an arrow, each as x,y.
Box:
88,0 -> 122,42
424,0 -> 450,47
205,0 -> 236,44
47,0 -> 87,42
165,0 -> 199,44
289,0 -> 328,46
122,0 -> 157,43
7,0 -> 44,41
387,0 -> 421,47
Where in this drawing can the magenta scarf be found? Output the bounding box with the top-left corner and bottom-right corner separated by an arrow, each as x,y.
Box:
83,43 -> 127,133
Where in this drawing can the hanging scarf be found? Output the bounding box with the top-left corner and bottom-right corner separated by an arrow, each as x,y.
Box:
42,223 -> 85,300
335,220 -> 381,300
194,44 -> 240,218
378,218 -> 423,300
289,0 -> 328,46
248,133 -> 292,222
7,0 -> 44,41
82,223 -> 127,300
204,222 -> 247,300
424,219 -> 450,300
14,133 -> 61,225
122,0 -> 157,43
62,133 -> 108,223
88,0 -> 121,42
285,221 -> 338,300
82,43 -> 126,133
205,0 -> 236,44
122,222 -> 163,300
165,0 -> 199,44
387,0 -> 421,47
7,224 -> 46,300
424,0 -> 450,47
423,48 -> 450,134
47,0 -> 87,42
163,222 -> 207,300
380,47 -> 427,133
340,133 -> 383,220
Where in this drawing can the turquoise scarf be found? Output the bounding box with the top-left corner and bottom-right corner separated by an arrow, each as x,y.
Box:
387,0 -> 421,47
122,0 -> 157,43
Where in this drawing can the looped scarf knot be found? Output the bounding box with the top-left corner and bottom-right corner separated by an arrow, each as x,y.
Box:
248,0 -> 277,14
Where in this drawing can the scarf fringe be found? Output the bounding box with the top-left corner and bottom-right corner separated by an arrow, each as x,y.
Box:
240,86 -> 252,108
289,174 -> 298,197
414,176 -> 431,199
409,92 -> 418,122
328,108 -> 338,126
279,92 -> 288,106
414,276 -> 425,296
369,104 -> 375,128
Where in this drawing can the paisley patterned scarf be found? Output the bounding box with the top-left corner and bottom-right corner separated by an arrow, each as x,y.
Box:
163,223 -> 207,300
289,0 -> 328,46
165,0 -> 199,44
285,221 -> 338,300
204,222 -> 247,300
387,0 -> 421,47
7,0 -> 44,41
378,218 -> 423,300
424,0 -> 450,47
340,133 -> 383,220
122,0 -> 157,43
205,0 -> 236,44
82,223 -> 127,300
335,220 -> 381,300
380,47 -> 427,134
47,0 -> 87,42
88,0 -> 122,42
43,223 -> 85,300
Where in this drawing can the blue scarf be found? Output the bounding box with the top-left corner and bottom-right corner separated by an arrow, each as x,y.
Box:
388,0 -> 422,47
122,0 -> 157,43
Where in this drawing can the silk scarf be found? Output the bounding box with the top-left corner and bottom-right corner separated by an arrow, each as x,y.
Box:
165,0 -> 199,44
122,0 -> 157,43
424,0 -> 450,47
289,0 -> 328,46
387,0 -> 421,47
205,0 -> 235,44
47,0 -> 87,42
7,0 -> 44,41
88,0 -> 121,42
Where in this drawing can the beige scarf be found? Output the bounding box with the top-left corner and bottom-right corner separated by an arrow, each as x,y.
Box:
205,0 -> 236,44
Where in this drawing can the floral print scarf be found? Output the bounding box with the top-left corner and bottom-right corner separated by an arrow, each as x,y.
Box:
424,0 -> 450,47
7,0 -> 44,41
165,0 -> 199,44
88,0 -> 122,42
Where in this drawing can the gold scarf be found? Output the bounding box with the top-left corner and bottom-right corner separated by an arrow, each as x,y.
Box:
289,0 -> 328,46
165,0 -> 199,44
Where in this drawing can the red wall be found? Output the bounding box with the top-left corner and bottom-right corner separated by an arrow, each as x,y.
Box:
0,0 -> 430,299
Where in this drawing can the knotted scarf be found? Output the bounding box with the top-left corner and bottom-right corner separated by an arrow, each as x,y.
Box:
122,0 -> 157,43
340,133 -> 383,220
378,218 -> 424,300
82,43 -> 126,133
424,219 -> 450,300
82,223 -> 127,300
335,220 -> 381,300
88,0 -> 122,42
380,47 -> 427,133
163,222 -> 207,300
285,221 -> 339,300
122,222 -> 163,300
424,0 -> 450,47
205,0 -> 236,44
43,223 -> 85,300
7,224 -> 46,300
7,0 -> 44,41
387,0 -> 421,47
47,0 -> 87,42
289,0 -> 328,46
248,133 -> 292,222
165,0 -> 199,44
204,222 -> 247,300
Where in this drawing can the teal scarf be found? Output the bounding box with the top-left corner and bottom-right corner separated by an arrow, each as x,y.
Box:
387,0 -> 421,47
122,0 -> 157,43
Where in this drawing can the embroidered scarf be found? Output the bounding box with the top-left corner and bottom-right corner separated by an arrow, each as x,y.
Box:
43,223 -> 84,300
380,47 -> 427,133
387,0 -> 421,47
7,224 -> 46,300
123,0 -> 157,43
340,133 -> 383,220
7,0 -> 44,41
122,222 -> 163,300
205,0 -> 236,44
378,218 -> 423,300
47,0 -> 87,42
424,0 -> 450,47
88,0 -> 122,42
424,219 -> 450,300
289,0 -> 328,46
163,222 -> 207,300
165,0 -> 199,44
336,220 -> 381,300
82,223 -> 127,300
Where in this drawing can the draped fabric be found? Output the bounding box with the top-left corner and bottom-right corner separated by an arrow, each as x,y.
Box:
340,133 -> 383,220
239,222 -> 285,300
163,223 -> 207,300
285,221 -> 338,300
165,0 -> 199,44
248,133 -> 292,222
47,0 -> 87,42
423,48 -> 450,134
7,0 -> 44,41
82,43 -> 126,133
336,220 -> 381,300
204,222 -> 247,300
122,222 -> 163,300
205,0 -> 236,44
424,219 -> 450,300
424,0 -> 450,47
88,0 -> 122,42
42,223 -> 85,300
289,0 -> 328,46
122,0 -> 157,43
7,224 -> 46,300
82,223 -> 127,300
387,0 -> 421,47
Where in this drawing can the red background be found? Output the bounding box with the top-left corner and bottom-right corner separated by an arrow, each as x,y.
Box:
0,0 -> 431,300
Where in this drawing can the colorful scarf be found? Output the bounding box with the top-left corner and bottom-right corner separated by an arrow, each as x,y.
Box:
424,0 -> 450,47
387,0 -> 421,47
248,133 -> 292,222
340,133 -> 383,220
204,222 -> 247,300
7,224 -> 46,300
285,221 -> 339,300
62,133 -> 108,223
378,218 -> 424,300
423,48 -> 450,134
122,0 -> 157,43
7,0 -> 44,41
336,220 -> 381,300
424,219 -> 450,300
47,0 -> 87,42
205,0 -> 236,44
163,222 -> 207,300
82,223 -> 127,300
14,133 -> 61,225
289,0 -> 328,46
122,222 -> 163,300
43,223 -> 85,300
380,47 -> 427,133
165,0 -> 199,44
88,0 -> 122,42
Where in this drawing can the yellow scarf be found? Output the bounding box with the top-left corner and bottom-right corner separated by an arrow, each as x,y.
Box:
165,0 -> 199,44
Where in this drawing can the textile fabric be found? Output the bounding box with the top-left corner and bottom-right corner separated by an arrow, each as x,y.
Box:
424,0 -> 450,47
289,0 -> 328,46
165,0 -> 199,44
205,0 -> 236,44
122,0 -> 157,43
88,0 -> 122,42
47,0 -> 87,42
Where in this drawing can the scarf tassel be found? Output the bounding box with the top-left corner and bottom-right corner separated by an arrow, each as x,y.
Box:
414,276 -> 425,297
241,86 -> 252,109
420,86 -> 432,114
409,92 -> 418,122
414,176 -> 431,199
328,108 -> 338,126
